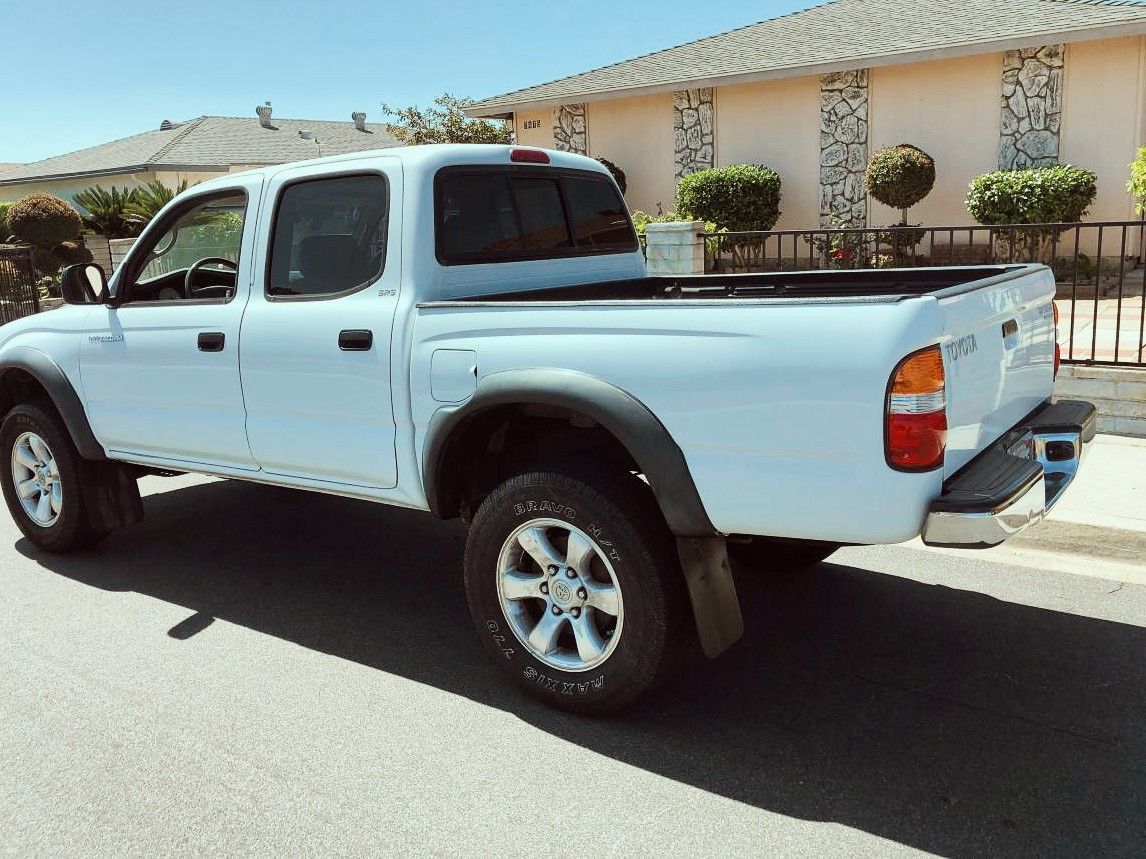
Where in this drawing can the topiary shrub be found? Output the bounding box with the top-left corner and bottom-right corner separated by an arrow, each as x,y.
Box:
6,194 -> 86,277
0,202 -> 17,242
596,157 -> 627,195
1127,147 -> 1146,216
865,144 -> 936,223
676,164 -> 782,233
966,164 -> 1097,262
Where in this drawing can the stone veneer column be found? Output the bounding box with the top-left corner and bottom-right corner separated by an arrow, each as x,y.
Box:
819,69 -> 869,227
674,88 -> 715,183
998,45 -> 1064,169
553,104 -> 588,154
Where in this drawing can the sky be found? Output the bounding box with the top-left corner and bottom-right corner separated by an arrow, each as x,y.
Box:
0,0 -> 809,165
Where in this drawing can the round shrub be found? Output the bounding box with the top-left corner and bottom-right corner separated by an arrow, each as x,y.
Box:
6,194 -> 83,248
596,157 -> 627,195
966,165 -> 1097,225
865,144 -> 935,218
55,240 -> 93,266
676,164 -> 782,232
0,202 -> 17,242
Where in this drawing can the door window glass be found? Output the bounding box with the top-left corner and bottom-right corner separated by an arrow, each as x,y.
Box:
128,191 -> 247,302
267,174 -> 388,298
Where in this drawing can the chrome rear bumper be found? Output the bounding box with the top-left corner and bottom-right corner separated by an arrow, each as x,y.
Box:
921,399 -> 1096,548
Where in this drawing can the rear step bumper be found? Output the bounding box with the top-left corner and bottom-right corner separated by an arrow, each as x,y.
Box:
921,399 -> 1096,548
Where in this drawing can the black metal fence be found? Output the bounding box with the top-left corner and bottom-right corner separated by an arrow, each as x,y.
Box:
701,220 -> 1146,367
0,246 -> 41,324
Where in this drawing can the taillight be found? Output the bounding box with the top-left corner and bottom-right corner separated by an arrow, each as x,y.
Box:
1052,301 -> 1061,379
510,147 -> 550,164
886,345 -> 947,472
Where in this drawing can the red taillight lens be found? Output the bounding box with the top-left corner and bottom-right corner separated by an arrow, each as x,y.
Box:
510,147 -> 550,164
886,345 -> 947,472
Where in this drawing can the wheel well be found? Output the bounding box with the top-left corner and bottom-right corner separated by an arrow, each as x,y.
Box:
0,368 -> 56,421
434,403 -> 640,521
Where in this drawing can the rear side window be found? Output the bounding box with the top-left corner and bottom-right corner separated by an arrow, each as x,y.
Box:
267,174 -> 388,298
436,168 -> 636,265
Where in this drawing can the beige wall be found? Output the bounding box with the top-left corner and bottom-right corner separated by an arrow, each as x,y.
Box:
1061,36 -> 1144,223
869,54 -> 1001,226
0,169 -> 230,206
515,109 -> 554,149
716,75 -> 822,229
587,93 -> 676,214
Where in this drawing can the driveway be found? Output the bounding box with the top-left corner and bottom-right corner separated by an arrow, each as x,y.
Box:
1,473 -> 1143,855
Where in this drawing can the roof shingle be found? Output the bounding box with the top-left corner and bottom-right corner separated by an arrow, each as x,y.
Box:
468,0 -> 1146,115
0,115 -> 399,184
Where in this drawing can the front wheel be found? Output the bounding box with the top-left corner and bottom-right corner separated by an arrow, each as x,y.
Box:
464,463 -> 687,715
0,402 -> 107,552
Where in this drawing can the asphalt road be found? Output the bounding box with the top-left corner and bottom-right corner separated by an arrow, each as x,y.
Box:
1,473 -> 1143,856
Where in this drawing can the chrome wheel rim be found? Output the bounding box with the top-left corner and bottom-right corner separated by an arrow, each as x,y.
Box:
11,431 -> 61,527
496,518 -> 624,672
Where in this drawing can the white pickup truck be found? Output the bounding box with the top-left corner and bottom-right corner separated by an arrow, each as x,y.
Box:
0,144 -> 1094,713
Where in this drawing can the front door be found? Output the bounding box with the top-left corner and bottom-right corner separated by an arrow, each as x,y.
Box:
239,162 -> 400,488
80,177 -> 263,469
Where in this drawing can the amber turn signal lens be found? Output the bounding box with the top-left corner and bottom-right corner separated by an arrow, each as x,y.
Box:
891,346 -> 945,396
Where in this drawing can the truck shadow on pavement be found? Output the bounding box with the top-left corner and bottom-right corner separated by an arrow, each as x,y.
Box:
19,477 -> 1146,856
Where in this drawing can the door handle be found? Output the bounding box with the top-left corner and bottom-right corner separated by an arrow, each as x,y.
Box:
339,329 -> 373,351
197,332 -> 225,352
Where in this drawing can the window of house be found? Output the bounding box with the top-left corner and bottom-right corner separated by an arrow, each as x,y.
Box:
267,174 -> 388,298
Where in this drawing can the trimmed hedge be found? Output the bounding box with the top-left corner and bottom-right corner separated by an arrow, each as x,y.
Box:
7,194 -> 83,248
0,202 -> 16,241
966,165 -> 1096,225
865,144 -> 935,218
676,163 -> 782,232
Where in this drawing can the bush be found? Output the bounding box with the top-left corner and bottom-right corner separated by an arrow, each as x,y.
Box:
966,165 -> 1096,226
74,185 -> 141,238
1127,147 -> 1146,216
865,144 -> 935,221
6,194 -> 87,277
676,164 -> 782,233
596,157 -> 627,195
966,165 -> 1097,262
0,202 -> 17,242
6,194 -> 82,248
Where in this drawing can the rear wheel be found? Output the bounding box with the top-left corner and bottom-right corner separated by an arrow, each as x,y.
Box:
0,402 -> 107,552
728,537 -> 839,573
464,462 -> 687,715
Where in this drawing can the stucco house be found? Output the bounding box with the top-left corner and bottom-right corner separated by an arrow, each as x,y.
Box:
0,105 -> 398,205
468,0 -> 1146,232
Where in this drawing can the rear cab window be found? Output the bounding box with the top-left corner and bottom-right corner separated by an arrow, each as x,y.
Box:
435,167 -> 636,265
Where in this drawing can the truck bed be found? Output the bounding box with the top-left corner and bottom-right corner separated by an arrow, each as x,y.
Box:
453,265 -> 1023,304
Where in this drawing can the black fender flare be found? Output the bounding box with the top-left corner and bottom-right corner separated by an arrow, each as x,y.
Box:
422,368 -> 742,658
423,368 -> 715,537
0,346 -> 106,460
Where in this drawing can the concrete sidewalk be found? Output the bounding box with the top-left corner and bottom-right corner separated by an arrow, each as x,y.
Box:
910,433 -> 1146,584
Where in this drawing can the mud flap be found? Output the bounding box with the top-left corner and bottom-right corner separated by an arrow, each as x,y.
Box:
79,460 -> 144,532
676,536 -> 744,658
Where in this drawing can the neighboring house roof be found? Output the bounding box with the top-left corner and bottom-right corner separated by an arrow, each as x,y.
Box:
468,0 -> 1146,116
0,116 -> 400,185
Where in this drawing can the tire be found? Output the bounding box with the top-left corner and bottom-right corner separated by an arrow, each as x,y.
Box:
0,402 -> 107,552
728,537 -> 839,573
464,462 -> 688,715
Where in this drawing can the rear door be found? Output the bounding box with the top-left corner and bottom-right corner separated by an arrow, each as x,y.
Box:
938,266 -> 1057,477
239,160 -> 401,489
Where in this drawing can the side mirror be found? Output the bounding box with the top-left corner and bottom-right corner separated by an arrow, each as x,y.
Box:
61,263 -> 107,305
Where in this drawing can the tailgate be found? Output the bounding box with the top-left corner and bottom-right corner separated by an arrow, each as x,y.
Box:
937,265 -> 1057,478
